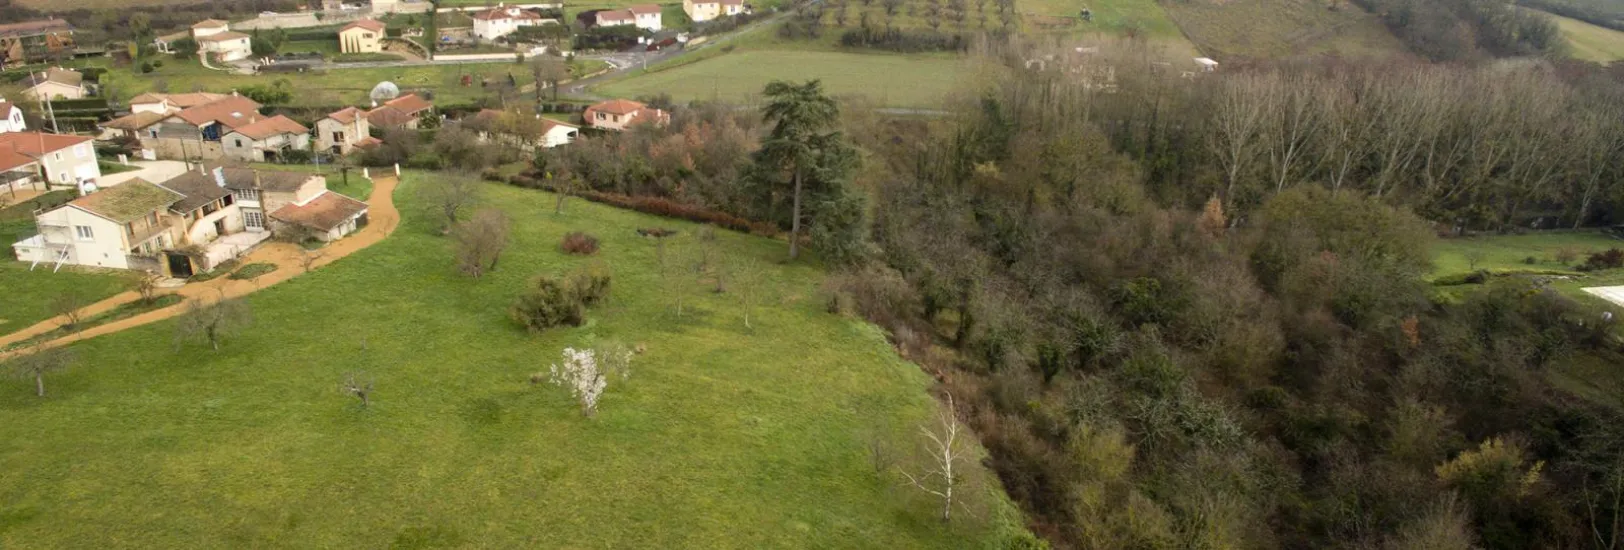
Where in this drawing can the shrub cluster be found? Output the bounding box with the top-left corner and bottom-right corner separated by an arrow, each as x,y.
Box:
510,265 -> 613,333
1581,248 -> 1624,271
839,27 -> 970,53
509,175 -> 779,236
560,232 -> 600,255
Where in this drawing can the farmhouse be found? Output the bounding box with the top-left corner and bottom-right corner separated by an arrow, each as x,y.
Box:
595,5 -> 662,31
20,68 -> 86,101
472,5 -> 549,41
339,19 -> 387,54
169,166 -> 365,242
583,99 -> 668,131
366,93 -> 433,130
221,115 -> 311,163
0,132 -> 100,190
0,19 -> 74,69
191,19 -> 253,63
0,101 -> 27,134
316,107 -> 372,155
114,94 -> 268,161
683,0 -> 745,23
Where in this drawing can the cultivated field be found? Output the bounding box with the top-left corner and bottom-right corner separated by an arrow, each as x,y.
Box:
597,50 -> 971,107
0,173 -> 1021,548
1160,0 -> 1406,59
1538,9 -> 1624,62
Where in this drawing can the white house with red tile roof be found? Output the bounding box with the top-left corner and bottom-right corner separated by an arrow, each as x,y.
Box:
0,132 -> 99,189
0,100 -> 26,134
472,5 -> 551,41
583,99 -> 668,131
366,93 -> 433,130
221,115 -> 311,163
596,5 -> 662,31
191,19 -> 252,63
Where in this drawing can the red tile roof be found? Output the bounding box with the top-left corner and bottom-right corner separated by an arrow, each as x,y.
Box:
103,111 -> 169,132
171,96 -> 263,129
354,136 -> 383,149
382,93 -> 432,115
192,19 -> 229,30
227,115 -> 308,140
130,92 -> 229,109
342,19 -> 387,33
597,9 -> 635,23
0,101 -> 19,119
472,7 -> 544,21
0,143 -> 39,172
0,132 -> 92,156
628,4 -> 662,15
587,99 -> 647,116
326,106 -> 367,124
541,118 -> 577,132
271,191 -> 369,232
366,107 -> 415,128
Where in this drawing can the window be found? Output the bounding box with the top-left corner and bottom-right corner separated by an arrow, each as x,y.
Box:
243,210 -> 265,229
73,144 -> 87,158
57,172 -> 66,182
149,129 -> 158,139
221,194 -> 233,206
52,152 -> 60,161
234,189 -> 260,202
234,139 -> 243,148
74,225 -> 92,241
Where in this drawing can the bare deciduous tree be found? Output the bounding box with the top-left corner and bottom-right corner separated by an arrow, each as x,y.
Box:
6,343 -> 74,397
134,272 -> 163,305
174,293 -> 253,351
418,174 -> 482,234
51,290 -> 87,332
899,393 -> 971,522
452,207 -> 510,278
299,248 -> 325,273
341,371 -> 374,407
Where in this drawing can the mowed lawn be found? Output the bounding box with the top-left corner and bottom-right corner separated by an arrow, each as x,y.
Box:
596,50 -> 969,107
94,58 -> 535,107
1430,230 -> 1624,279
0,264 -> 131,335
1535,8 -> 1624,62
1160,0 -> 1406,59
0,174 -> 1020,548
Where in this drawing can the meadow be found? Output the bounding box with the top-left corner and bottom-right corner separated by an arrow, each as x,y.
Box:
1535,8 -> 1624,62
1429,230 -> 1623,279
596,49 -> 971,106
0,173 -> 1024,548
1160,0 -> 1406,59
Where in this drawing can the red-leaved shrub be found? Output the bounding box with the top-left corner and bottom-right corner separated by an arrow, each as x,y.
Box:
561,232 -> 600,255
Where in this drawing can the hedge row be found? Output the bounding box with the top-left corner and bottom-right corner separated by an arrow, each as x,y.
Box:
507,174 -> 780,236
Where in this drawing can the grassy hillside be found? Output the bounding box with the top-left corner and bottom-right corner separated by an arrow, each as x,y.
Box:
1538,8 -> 1624,61
1430,231 -> 1623,279
597,50 -> 971,107
0,173 -> 1022,548
1161,0 -> 1407,59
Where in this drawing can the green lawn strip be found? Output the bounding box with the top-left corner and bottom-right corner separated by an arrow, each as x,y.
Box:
1,294 -> 183,353
227,262 -> 280,281
96,161 -> 142,175
0,172 -> 1023,548
596,49 -> 969,107
1529,7 -> 1624,62
0,262 -> 134,336
1428,230 -> 1624,281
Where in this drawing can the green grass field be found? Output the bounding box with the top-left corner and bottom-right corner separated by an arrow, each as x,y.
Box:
597,50 -> 971,107
1535,8 -> 1624,62
0,173 -> 1023,547
0,263 -> 132,336
1430,231 -> 1623,279
1160,0 -> 1406,59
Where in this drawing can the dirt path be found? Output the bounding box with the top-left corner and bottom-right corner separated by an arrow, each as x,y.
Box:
0,175 -> 401,355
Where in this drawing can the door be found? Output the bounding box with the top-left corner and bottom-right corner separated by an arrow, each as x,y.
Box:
166,252 -> 193,278
213,219 -> 226,237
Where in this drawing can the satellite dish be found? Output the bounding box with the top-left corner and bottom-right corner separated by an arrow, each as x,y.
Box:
369,81 -> 400,102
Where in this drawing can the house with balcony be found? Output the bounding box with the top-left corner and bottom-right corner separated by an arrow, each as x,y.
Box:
191,19 -> 253,63
190,166 -> 369,243
11,179 -> 198,274
316,107 -> 372,155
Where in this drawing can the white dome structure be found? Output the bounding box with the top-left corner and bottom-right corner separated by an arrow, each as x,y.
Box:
369,81 -> 401,103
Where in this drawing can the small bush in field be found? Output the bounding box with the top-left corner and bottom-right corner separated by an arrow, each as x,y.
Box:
1582,248 -> 1624,271
510,265 -> 613,333
1555,247 -> 1578,264
561,231 -> 599,255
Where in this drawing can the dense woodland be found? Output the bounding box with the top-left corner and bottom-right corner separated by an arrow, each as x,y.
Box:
502,42 -> 1624,548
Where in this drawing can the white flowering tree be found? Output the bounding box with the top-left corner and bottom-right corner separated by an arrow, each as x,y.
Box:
548,346 -> 632,417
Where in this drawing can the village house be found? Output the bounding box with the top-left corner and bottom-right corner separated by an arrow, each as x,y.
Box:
595,5 -> 662,31
0,132 -> 100,191
168,166 -> 366,243
339,19 -> 387,54
472,5 -> 549,41
20,68 -> 86,101
316,107 -> 372,155
583,99 -> 668,131
222,115 -> 311,163
683,0 -> 745,23
366,93 -> 433,130
191,19 -> 253,63
464,109 -> 579,149
0,19 -> 74,69
108,94 -> 268,161
0,140 -> 42,197
0,101 -> 27,134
